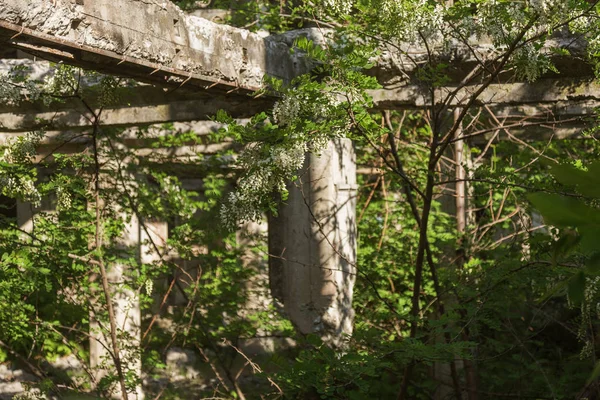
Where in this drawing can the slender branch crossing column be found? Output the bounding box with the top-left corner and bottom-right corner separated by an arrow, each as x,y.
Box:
269,138 -> 357,346
89,211 -> 144,399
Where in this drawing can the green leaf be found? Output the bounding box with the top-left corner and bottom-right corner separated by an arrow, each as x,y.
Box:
552,229 -> 580,263
39,267 -> 51,275
528,192 -> 600,228
579,225 -> 600,254
551,163 -> 600,198
586,252 -> 600,275
588,361 -> 600,385
568,271 -> 586,306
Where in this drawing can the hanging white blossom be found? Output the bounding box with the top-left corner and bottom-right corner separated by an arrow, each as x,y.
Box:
0,174 -> 42,207
273,94 -> 302,126
1,131 -> 45,164
321,0 -> 353,16
271,142 -> 308,173
56,186 -> 72,211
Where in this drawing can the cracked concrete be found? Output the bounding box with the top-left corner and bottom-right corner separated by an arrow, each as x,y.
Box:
0,0 -> 312,92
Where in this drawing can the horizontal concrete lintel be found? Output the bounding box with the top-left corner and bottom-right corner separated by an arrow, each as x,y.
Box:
0,97 -> 267,131
0,95 -> 596,133
0,0 -> 313,94
1,66 -> 599,132
370,78 -> 600,109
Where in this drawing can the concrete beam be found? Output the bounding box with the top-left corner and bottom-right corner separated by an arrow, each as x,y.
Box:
2,78 -> 598,132
0,0 -> 311,94
0,97 -> 266,132
1,54 -> 599,132
0,59 -> 272,132
371,33 -> 592,86
1,2 -> 596,122
370,78 -> 600,109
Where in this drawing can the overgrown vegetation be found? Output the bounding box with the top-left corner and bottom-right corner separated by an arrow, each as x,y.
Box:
3,0 -> 600,399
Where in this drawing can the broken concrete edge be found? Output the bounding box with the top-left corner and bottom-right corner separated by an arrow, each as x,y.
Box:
373,31 -> 594,86
0,19 -> 256,94
0,0 -> 319,96
0,0 -> 596,106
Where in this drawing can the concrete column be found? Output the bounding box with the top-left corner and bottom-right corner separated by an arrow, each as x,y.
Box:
140,219 -> 168,266
140,219 -> 169,318
269,138 -> 357,346
89,212 -> 144,400
16,201 -> 34,232
237,220 -> 272,352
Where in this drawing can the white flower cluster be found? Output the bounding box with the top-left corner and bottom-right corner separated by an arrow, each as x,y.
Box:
577,275 -> 600,359
477,0 -> 526,40
0,131 -> 44,207
42,64 -> 78,97
220,188 -> 267,229
584,275 -> 600,308
145,279 -> 154,296
273,90 -> 344,127
529,0 -> 569,19
221,142 -> 289,229
271,141 -> 307,173
1,131 -> 45,164
378,0 -> 446,44
310,127 -> 347,153
221,87 -> 351,228
273,94 -> 302,126
321,0 -> 353,16
56,185 -> 72,211
0,74 -> 45,106
513,43 -> 548,82
159,175 -> 197,219
0,174 -> 42,207
0,74 -> 23,106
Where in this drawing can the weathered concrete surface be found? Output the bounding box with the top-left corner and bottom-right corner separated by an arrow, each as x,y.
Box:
0,0 -> 312,94
269,138 -> 357,346
372,33 -> 591,87
0,2 -> 596,121
370,78 -> 600,109
0,97 -> 261,132
0,59 -> 272,133
89,213 -> 143,400
1,59 -> 599,134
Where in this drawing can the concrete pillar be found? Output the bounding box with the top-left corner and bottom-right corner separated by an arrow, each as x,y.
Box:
140,219 -> 169,320
140,219 -> 168,267
268,138 -> 357,346
16,201 -> 34,232
237,220 -> 272,352
89,212 -> 144,400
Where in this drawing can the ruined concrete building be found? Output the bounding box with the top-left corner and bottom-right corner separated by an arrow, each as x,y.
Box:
1,0 -> 600,398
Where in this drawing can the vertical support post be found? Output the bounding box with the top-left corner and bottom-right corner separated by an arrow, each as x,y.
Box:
89,211 -> 144,400
237,220 -> 277,353
455,108 -> 466,238
453,108 -> 479,400
17,201 -> 34,233
268,138 -> 357,346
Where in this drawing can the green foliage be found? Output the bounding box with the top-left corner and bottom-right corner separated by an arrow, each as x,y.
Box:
4,1 -> 600,399
528,161 -> 600,305
0,63 -> 296,399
